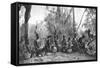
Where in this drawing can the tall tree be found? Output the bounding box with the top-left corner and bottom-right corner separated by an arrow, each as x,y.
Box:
24,5 -> 31,53
72,8 -> 76,38
19,5 -> 32,54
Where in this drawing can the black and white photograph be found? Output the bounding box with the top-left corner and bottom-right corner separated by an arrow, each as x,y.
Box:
18,3 -> 97,64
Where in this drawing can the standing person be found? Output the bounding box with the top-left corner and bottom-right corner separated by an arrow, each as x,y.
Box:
33,28 -> 40,57
61,35 -> 67,52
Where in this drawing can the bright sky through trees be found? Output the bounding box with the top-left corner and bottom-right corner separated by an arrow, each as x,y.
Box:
28,5 -> 87,32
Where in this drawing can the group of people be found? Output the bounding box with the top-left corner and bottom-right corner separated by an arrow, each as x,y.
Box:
28,29 -> 96,58
29,34 -> 74,58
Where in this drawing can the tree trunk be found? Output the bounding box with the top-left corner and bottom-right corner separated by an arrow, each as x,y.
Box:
73,8 -> 76,38
77,8 -> 87,31
24,5 -> 31,53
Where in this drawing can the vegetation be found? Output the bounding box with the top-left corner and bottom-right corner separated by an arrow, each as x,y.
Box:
19,5 -> 96,61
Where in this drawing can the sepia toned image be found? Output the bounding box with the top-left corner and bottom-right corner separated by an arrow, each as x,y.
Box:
18,4 -> 97,64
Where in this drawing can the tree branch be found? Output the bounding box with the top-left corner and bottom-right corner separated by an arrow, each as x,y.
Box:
77,8 -> 87,31
64,8 -> 73,24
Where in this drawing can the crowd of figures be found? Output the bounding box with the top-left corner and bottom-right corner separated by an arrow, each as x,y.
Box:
35,30 -> 95,56
19,28 -> 96,60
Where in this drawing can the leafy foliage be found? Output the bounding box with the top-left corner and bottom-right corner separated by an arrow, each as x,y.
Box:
83,8 -> 96,35
81,8 -> 96,55
45,7 -> 76,40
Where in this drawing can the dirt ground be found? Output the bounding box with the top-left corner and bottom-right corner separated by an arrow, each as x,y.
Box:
19,52 -> 96,64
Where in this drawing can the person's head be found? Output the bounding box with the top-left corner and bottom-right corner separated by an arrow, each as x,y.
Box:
68,37 -> 70,41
